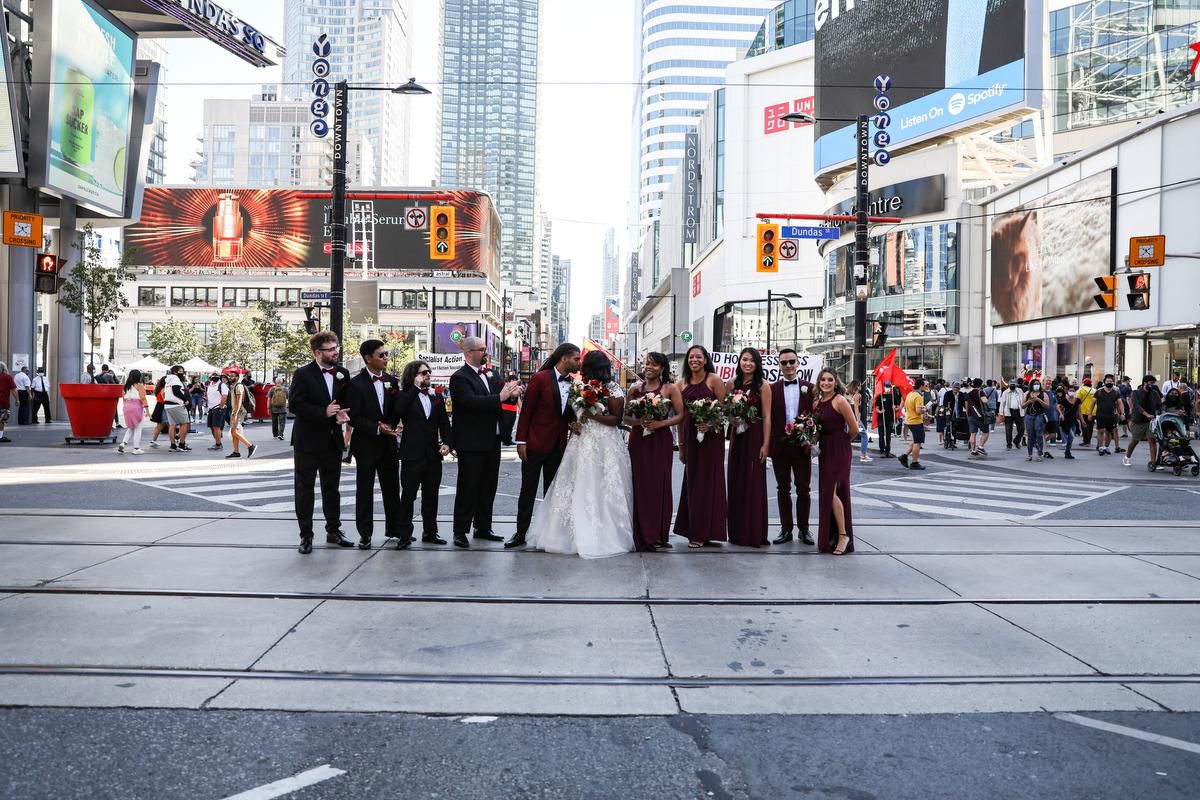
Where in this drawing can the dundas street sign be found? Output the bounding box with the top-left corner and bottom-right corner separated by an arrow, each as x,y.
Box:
137,0 -> 286,67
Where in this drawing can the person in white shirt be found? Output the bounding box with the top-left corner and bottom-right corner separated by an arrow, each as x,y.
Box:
161,366 -> 192,452
205,373 -> 230,450
997,380 -> 1026,450
13,367 -> 32,425
30,368 -> 51,423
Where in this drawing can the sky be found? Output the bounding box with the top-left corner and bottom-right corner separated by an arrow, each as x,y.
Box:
160,0 -> 637,344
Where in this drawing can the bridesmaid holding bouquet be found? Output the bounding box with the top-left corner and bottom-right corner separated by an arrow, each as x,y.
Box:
813,368 -> 860,555
674,345 -> 728,548
626,352 -> 685,551
725,348 -> 771,547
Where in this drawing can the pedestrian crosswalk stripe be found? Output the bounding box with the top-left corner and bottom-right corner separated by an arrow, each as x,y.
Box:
857,486 -> 1054,512
893,478 -> 1075,500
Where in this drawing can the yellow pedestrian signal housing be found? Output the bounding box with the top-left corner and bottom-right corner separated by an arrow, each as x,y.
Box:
756,223 -> 779,273
1093,276 -> 1116,310
1127,271 -> 1150,310
430,205 -> 455,260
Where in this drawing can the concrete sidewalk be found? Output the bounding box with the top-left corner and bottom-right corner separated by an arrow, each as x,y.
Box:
1,512 -> 1198,717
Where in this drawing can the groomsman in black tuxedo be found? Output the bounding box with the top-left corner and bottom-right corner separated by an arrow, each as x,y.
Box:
770,348 -> 815,546
288,331 -> 354,554
448,336 -> 522,548
393,359 -> 454,548
346,338 -> 402,550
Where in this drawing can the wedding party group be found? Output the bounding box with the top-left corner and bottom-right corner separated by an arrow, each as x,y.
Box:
288,331 -> 861,558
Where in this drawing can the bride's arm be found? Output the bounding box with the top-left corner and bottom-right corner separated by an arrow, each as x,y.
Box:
585,396 -> 625,427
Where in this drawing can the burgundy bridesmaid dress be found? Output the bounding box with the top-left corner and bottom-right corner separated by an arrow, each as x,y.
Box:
628,389 -> 673,551
816,398 -> 854,553
727,393 -> 768,547
673,380 -> 728,544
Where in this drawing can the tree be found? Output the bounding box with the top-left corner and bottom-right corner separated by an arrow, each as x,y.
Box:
206,312 -> 261,371
147,319 -> 203,366
382,330 -> 417,370
57,223 -> 134,367
277,326 -> 314,372
252,299 -> 288,379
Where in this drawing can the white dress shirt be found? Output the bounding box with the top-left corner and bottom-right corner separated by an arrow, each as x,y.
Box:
555,370 -> 570,413
367,369 -> 385,412
315,361 -> 334,398
418,390 -> 432,418
781,379 -> 800,421
14,372 -> 30,391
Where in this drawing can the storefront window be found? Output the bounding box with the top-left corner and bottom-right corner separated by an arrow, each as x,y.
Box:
1055,337 -> 1078,380
1081,335 -> 1107,382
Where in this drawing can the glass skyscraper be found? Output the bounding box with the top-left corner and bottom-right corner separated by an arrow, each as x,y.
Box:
282,0 -> 414,186
438,0 -> 541,294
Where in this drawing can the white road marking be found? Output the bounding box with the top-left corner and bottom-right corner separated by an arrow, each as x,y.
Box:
1054,713 -> 1200,755
1028,484 -> 1128,519
220,764 -> 346,800
858,486 -> 1052,511
460,715 -> 498,723
893,502 -> 1019,521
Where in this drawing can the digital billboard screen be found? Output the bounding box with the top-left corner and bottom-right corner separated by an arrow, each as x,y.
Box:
813,0 -> 1039,173
32,0 -> 137,215
0,14 -> 22,176
124,187 -> 502,286
989,171 -> 1114,325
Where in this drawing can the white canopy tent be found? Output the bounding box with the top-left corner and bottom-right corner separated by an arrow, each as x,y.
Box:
122,355 -> 169,374
182,356 -> 219,374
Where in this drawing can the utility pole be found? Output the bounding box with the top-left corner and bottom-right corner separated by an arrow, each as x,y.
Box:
852,113 -> 870,387
329,80 -> 348,347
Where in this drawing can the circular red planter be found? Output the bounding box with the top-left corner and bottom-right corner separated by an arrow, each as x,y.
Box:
59,383 -> 123,438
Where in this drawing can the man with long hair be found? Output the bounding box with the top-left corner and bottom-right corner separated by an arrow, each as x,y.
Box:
507,342 -> 582,549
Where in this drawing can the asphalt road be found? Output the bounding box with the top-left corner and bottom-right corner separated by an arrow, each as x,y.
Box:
2,708 -> 1197,799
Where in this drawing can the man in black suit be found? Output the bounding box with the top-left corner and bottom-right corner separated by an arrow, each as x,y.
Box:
288,331 -> 354,554
393,359 -> 454,548
448,336 -> 522,548
346,338 -> 402,550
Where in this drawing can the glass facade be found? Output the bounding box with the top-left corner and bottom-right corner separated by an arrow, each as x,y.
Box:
819,224 -> 960,345
746,0 -> 817,58
1050,1 -> 1200,132
439,0 -> 539,294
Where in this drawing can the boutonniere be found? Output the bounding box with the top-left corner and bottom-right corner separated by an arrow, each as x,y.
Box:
800,385 -> 810,394
334,368 -> 349,383
434,386 -> 446,397
387,379 -> 399,397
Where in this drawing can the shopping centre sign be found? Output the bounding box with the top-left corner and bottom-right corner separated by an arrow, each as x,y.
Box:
137,0 -> 285,67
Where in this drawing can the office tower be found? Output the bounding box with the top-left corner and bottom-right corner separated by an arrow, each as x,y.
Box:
535,207 -> 552,310
601,227 -> 619,300
136,39 -> 168,185
438,0 -> 541,294
551,255 -> 571,345
635,0 -> 775,226
282,0 -> 413,185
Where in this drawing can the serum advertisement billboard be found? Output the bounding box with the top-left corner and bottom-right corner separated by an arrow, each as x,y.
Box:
33,0 -> 136,216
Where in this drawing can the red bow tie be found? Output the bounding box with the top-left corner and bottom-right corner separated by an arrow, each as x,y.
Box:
322,367 -> 337,375
478,369 -> 488,376
372,375 -> 386,383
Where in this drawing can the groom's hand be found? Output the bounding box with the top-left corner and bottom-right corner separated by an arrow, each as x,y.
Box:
516,443 -> 526,462
325,402 -> 340,418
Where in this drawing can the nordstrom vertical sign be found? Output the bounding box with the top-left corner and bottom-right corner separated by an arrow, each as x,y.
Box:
682,132 -> 700,244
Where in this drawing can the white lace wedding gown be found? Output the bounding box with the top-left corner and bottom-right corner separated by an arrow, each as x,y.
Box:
526,385 -> 635,558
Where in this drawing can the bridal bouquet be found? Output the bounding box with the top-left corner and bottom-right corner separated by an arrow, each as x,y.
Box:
686,397 -> 725,443
626,392 -> 670,436
723,389 -> 760,435
568,378 -> 611,423
782,411 -> 821,456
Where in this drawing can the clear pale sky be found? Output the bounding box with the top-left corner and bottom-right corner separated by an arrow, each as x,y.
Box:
162,0 -> 637,344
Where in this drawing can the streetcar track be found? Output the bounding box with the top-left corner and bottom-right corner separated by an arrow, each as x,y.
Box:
2,585 -> 1197,605
0,664 -> 1197,688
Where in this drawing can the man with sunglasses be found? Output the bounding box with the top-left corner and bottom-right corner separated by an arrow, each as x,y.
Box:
289,331 -> 354,554
346,339 -> 403,550
768,348 -> 816,546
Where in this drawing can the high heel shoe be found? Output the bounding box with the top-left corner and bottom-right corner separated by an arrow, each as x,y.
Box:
833,533 -> 850,555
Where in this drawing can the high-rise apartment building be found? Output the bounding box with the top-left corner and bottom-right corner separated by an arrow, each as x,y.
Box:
601,227 -> 619,300
635,0 -> 775,226
136,39 -> 168,185
550,255 -> 571,345
282,0 -> 413,186
535,208 -> 552,311
438,0 -> 541,295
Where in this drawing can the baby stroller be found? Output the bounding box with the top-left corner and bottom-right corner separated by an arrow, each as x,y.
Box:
944,415 -> 969,450
1149,413 -> 1199,476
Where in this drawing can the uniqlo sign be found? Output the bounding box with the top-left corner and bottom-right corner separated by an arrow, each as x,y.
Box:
764,96 -> 815,135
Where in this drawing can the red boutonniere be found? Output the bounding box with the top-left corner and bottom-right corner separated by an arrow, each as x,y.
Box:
387,380 -> 399,397
434,386 -> 446,396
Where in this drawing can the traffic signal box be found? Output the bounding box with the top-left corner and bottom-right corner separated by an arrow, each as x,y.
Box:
303,305 -> 320,335
1093,276 -> 1116,310
871,320 -> 888,348
756,222 -> 779,273
430,205 -> 455,260
1127,272 -> 1150,310
34,253 -> 62,294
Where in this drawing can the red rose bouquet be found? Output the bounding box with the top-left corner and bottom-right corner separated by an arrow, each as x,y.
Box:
626,391 -> 670,437
685,397 -> 725,443
723,388 -> 760,435
781,411 -> 820,456
568,378 -> 611,423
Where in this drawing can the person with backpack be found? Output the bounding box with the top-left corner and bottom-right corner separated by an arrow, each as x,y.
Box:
268,375 -> 289,440
225,373 -> 258,458
966,378 -> 992,457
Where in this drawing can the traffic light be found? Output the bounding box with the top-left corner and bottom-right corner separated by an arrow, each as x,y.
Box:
1093,275 -> 1116,310
871,319 -> 888,348
430,205 -> 455,260
303,305 -> 319,335
34,253 -> 62,294
756,222 -> 779,273
1127,271 -> 1150,310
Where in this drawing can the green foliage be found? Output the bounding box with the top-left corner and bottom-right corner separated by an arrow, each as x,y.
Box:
277,326 -> 314,372
382,330 -> 417,371
252,299 -> 288,377
57,223 -> 134,366
205,312 -> 261,371
147,319 -> 203,366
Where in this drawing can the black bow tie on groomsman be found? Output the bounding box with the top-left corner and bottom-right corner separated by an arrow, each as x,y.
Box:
558,375 -> 572,383
783,380 -> 798,386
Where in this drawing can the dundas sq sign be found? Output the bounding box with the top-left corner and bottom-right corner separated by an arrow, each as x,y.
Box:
813,0 -> 1043,173
136,0 -> 285,67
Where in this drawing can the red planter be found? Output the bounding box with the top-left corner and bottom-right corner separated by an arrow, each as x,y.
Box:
59,383 -> 123,438
251,383 -> 271,419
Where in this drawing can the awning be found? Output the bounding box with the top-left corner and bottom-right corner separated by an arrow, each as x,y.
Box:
100,0 -> 285,67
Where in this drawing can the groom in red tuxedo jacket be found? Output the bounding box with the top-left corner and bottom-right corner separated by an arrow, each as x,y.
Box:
770,348 -> 815,546
506,343 -> 582,548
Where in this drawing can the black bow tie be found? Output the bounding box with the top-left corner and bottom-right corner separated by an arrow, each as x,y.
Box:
783,380 -> 798,386
558,375 -> 572,383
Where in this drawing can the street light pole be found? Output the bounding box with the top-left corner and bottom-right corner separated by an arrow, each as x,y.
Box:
329,80 -> 349,346
852,113 -> 870,387
766,289 -> 773,353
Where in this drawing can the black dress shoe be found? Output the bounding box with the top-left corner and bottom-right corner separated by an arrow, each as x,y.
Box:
473,530 -> 504,542
453,534 -> 470,549
395,536 -> 413,550
422,534 -> 447,545
357,536 -> 372,550
326,531 -> 354,547
298,536 -> 313,554
504,534 -> 527,549
799,529 -> 816,546
772,530 -> 794,545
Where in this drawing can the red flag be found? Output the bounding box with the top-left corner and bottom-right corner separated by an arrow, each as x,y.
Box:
869,348 -> 914,428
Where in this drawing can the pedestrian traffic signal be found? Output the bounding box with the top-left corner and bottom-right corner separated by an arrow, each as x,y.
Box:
430,205 -> 455,260
871,319 -> 888,348
34,253 -> 62,294
1093,276 -> 1117,310
1127,271 -> 1150,310
756,222 -> 779,273
303,305 -> 319,335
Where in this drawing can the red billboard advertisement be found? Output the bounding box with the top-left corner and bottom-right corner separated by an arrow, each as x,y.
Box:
604,296 -> 620,338
124,187 -> 502,286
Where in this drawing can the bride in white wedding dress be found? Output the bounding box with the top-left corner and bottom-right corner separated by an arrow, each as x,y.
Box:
526,351 -> 635,558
